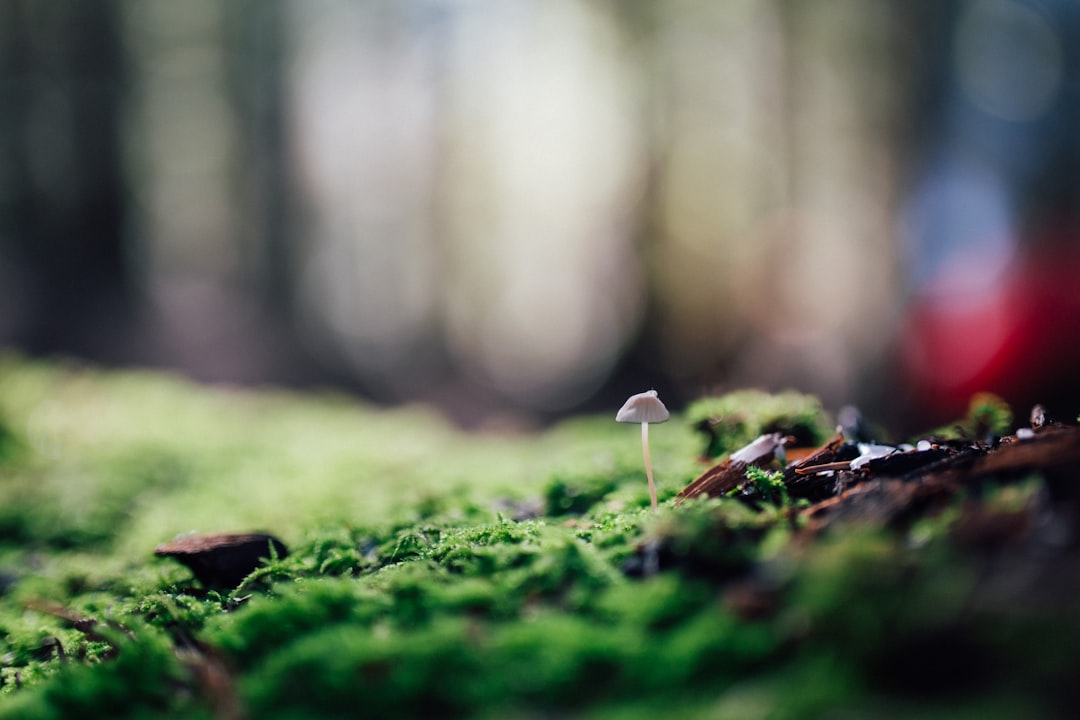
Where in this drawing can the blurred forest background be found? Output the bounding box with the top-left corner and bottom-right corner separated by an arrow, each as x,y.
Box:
3,0 -> 1080,433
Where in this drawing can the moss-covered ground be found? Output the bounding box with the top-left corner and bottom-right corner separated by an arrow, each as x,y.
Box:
0,355 -> 1077,718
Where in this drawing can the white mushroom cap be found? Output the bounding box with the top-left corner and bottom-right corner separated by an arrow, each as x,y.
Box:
616,390 -> 670,424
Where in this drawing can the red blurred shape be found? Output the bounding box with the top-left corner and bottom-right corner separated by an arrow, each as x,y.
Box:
901,234 -> 1080,424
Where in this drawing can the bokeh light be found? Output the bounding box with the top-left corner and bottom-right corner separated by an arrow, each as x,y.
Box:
3,0 -> 1080,430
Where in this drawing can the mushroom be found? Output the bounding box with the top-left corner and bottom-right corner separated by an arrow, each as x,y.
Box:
616,390 -> 670,511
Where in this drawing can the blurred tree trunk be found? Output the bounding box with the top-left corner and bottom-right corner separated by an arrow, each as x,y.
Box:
224,0 -> 294,316
0,0 -> 132,359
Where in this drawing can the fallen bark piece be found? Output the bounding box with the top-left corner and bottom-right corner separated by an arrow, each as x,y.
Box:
783,430 -> 858,501
155,532 -> 288,589
971,423 -> 1080,478
677,433 -> 787,502
800,477 -> 958,534
675,459 -> 747,502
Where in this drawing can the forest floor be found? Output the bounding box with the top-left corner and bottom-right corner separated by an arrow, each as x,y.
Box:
0,355 -> 1077,719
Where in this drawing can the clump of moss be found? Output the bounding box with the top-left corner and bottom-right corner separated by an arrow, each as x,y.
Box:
684,390 -> 833,458
966,392 -> 1015,440
928,392 -> 1015,441
544,472 -> 619,516
740,465 -> 790,508
644,499 -> 776,580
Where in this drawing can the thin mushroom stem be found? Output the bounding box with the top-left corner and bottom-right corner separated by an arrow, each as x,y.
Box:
642,422 -> 657,511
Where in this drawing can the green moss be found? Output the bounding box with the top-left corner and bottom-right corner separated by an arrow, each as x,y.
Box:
967,392 -> 1014,438
241,618 -> 484,719
544,472 -> 619,515
930,392 -> 1015,440
0,619 -> 198,720
742,465 -> 790,507
651,497 -> 775,578
683,390 -> 833,458
0,357 -> 1076,719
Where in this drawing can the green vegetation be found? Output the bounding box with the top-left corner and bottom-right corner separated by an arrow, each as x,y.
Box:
0,356 -> 1077,718
930,391 -> 1015,440
683,390 -> 831,458
742,465 -> 790,507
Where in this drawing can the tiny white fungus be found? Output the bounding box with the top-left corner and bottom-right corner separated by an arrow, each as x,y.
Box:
616,389 -> 670,425
616,390 -> 669,511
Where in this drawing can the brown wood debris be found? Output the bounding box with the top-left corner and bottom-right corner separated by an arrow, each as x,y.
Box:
154,532 -> 288,589
679,418 -> 1080,542
676,432 -> 788,502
